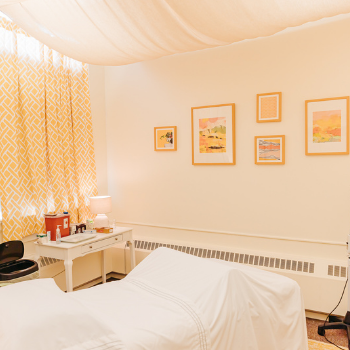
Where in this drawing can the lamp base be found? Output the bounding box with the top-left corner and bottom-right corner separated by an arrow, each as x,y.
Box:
94,214 -> 109,228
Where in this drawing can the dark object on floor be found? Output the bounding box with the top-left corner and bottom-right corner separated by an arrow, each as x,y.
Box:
307,317 -> 348,348
318,312 -> 350,349
107,277 -> 119,282
0,241 -> 38,284
329,315 -> 344,323
92,277 -> 120,287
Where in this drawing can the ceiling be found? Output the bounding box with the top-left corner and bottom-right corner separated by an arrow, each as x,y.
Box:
1,0 -> 350,65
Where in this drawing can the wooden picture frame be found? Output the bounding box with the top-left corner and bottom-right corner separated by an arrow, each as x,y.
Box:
191,103 -> 235,165
305,96 -> 349,155
154,126 -> 177,151
255,135 -> 285,165
257,92 -> 282,123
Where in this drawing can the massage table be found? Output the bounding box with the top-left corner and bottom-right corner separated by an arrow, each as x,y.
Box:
0,247 -> 308,350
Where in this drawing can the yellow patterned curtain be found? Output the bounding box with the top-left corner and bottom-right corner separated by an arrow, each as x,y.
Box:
0,18 -> 98,241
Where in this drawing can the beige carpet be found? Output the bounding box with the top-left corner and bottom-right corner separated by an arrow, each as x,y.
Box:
309,339 -> 346,349
306,317 -> 348,349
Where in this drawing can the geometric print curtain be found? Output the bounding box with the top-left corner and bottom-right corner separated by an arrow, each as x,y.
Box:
0,17 -> 98,241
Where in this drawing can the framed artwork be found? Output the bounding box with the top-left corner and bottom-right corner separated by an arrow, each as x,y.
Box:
154,126 -> 177,151
191,103 -> 235,165
255,135 -> 285,165
257,92 -> 282,123
305,96 -> 349,155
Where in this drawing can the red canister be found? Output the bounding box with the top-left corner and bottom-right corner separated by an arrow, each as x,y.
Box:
44,214 -> 70,241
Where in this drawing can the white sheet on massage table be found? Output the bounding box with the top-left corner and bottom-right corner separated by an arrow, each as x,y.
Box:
71,277 -> 210,350
0,278 -> 125,350
0,274 -> 209,350
72,247 -> 308,350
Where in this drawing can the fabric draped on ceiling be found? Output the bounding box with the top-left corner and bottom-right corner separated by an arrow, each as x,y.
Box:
0,0 -> 350,66
0,17 -> 98,241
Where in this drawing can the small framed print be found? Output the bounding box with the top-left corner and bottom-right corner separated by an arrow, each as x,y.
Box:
154,126 -> 177,151
255,135 -> 285,165
257,92 -> 282,123
191,103 -> 235,165
305,96 -> 349,155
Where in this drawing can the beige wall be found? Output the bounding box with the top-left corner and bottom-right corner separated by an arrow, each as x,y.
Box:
87,16 -> 350,314
103,16 -> 350,258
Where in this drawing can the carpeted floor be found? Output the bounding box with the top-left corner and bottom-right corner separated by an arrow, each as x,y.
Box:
308,339 -> 346,349
307,318 -> 348,349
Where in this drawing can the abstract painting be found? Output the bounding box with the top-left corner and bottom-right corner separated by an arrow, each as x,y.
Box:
192,104 -> 235,165
199,117 -> 226,153
257,92 -> 282,123
313,110 -> 341,143
154,126 -> 177,151
305,97 -> 349,155
255,135 -> 285,165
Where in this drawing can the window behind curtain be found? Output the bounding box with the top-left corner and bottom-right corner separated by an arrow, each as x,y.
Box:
0,13 -> 98,241
0,11 -> 7,223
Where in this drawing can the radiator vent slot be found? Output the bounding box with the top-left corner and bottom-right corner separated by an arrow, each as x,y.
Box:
134,240 -> 315,275
40,257 -> 61,268
328,265 -> 347,278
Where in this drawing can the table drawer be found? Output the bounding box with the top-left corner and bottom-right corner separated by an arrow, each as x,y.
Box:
81,234 -> 123,254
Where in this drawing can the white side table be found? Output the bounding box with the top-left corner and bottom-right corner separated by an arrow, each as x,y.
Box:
34,226 -> 135,292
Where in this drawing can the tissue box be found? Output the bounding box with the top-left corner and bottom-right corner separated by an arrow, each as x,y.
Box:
96,227 -> 113,233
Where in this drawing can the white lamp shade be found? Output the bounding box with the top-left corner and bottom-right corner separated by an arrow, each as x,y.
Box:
89,196 -> 112,214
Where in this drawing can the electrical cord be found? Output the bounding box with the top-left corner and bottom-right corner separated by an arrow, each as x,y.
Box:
322,277 -> 348,349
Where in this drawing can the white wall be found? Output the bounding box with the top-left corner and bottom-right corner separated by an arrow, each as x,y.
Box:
99,16 -> 350,313
104,16 -> 350,251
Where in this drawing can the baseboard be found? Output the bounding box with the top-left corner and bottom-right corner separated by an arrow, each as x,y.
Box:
108,272 -> 127,280
306,310 -> 330,321
73,272 -> 126,291
73,276 -> 104,291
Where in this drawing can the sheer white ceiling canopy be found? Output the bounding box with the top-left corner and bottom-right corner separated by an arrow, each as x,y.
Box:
1,0 -> 350,66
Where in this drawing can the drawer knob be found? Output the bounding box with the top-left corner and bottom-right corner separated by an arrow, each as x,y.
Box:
115,237 -> 119,240
89,245 -> 92,248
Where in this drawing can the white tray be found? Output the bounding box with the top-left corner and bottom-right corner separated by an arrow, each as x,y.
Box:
61,233 -> 97,243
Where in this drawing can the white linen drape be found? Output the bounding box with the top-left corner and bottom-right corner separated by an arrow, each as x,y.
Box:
0,0 -> 350,66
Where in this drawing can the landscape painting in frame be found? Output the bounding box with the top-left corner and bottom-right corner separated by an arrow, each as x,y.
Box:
255,135 -> 285,165
305,96 -> 349,155
257,92 -> 282,123
191,104 -> 235,165
154,126 -> 177,151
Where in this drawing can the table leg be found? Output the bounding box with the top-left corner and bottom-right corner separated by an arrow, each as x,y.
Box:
128,240 -> 136,270
64,259 -> 73,292
101,250 -> 106,284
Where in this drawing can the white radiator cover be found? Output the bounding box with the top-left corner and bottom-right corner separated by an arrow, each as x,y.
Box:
118,239 -> 348,316
32,237 -> 348,316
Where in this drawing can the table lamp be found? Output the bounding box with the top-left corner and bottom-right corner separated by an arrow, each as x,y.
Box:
89,196 -> 112,228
